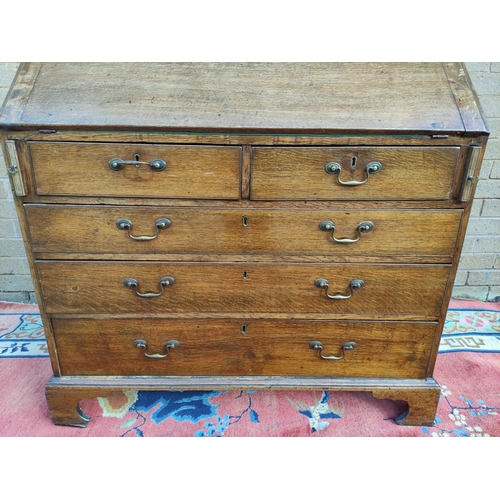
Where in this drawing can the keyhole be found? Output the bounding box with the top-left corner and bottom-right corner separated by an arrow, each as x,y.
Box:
242,216 -> 249,227
241,324 -> 247,335
351,156 -> 357,167
243,271 -> 248,279
134,154 -> 140,162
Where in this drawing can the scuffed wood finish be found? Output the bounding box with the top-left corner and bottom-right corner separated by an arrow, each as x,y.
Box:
45,386 -> 92,427
45,376 -> 442,427
4,141 -> 27,196
1,63 -> 467,134
29,142 -> 241,199
19,196 -> 470,210
372,385 -> 441,426
0,63 -> 41,124
5,129 -> 484,146
241,145 -> 251,199
25,205 -> 462,258
442,62 -> 489,134
251,147 -> 460,200
37,261 -> 450,317
52,318 -> 436,378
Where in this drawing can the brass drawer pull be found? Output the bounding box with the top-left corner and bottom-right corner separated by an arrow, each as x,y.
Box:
309,340 -> 356,360
314,278 -> 364,300
108,158 -> 167,171
134,339 -> 180,358
325,161 -> 382,186
123,276 -> 175,298
116,218 -> 171,241
319,220 -> 374,243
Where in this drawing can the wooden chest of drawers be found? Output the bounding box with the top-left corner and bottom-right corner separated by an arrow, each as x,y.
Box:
0,62 -> 488,427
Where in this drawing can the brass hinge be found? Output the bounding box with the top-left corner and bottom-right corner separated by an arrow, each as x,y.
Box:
460,146 -> 481,202
5,140 -> 27,196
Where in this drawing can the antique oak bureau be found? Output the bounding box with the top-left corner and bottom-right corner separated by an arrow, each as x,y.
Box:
0,63 -> 489,427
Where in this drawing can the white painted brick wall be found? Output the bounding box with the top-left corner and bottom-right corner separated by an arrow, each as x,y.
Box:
0,63 -> 499,303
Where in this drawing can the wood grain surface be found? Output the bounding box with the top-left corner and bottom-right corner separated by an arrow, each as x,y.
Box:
0,62 -> 475,134
29,142 -> 241,199
251,146 -> 460,200
37,261 -> 451,317
25,204 -> 462,258
51,318 -> 437,378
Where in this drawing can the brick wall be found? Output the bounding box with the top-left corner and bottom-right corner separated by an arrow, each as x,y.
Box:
0,63 -> 36,303
452,63 -> 500,301
0,62 -> 499,303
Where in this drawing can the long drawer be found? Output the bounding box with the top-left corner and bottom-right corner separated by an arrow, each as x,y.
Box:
29,142 -> 241,199
51,318 -> 437,378
26,205 -> 462,258
37,261 -> 451,317
251,146 -> 460,200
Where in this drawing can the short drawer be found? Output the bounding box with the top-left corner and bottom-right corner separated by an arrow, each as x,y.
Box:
25,205 -> 462,258
37,261 -> 451,318
52,318 -> 436,378
251,146 -> 460,200
29,142 -> 241,199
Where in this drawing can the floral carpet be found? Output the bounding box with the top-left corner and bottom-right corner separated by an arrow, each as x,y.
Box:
1,299 -> 499,437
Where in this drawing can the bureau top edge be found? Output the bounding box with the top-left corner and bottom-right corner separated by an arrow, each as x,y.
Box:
0,62 -> 490,136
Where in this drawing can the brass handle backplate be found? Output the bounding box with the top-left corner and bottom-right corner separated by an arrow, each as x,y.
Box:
309,340 -> 356,360
124,276 -> 175,298
325,161 -> 382,186
109,158 -> 167,171
314,278 -> 364,300
134,339 -> 180,358
319,220 -> 374,243
117,218 -> 171,241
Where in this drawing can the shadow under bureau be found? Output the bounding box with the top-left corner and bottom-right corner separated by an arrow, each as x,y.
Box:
0,62 -> 489,427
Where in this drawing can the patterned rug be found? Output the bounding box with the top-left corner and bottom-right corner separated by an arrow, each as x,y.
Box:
0,303 -> 47,358
1,299 -> 499,436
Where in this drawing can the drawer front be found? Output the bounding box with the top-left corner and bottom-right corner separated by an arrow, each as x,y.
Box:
52,318 -> 436,378
29,142 -> 241,199
26,205 -> 462,258
251,147 -> 460,200
38,261 -> 450,317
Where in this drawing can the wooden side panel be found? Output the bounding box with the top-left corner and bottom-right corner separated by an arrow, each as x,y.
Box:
29,142 -> 241,199
26,205 -> 462,258
37,261 -> 451,317
51,318 -> 437,378
251,147 -> 460,200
